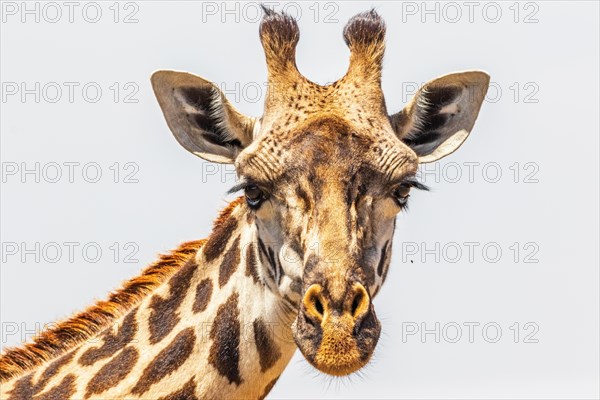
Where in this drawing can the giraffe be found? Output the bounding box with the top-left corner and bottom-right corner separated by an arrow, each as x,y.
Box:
0,8 -> 489,400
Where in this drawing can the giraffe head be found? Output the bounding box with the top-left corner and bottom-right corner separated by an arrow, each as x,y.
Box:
151,9 -> 489,377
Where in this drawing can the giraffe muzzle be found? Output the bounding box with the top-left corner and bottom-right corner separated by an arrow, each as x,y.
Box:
292,282 -> 381,376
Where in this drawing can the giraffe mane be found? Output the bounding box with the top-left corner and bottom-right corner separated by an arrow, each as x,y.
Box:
0,197 -> 245,382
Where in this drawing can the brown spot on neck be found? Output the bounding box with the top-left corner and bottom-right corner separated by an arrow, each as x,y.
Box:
208,292 -> 242,385
35,351 -> 75,393
148,258 -> 197,344
192,278 -> 213,314
130,327 -> 196,396
6,374 -> 35,400
6,353 -> 75,400
79,308 -> 138,366
35,374 -> 76,400
85,346 -> 139,398
6,364 -> 78,400
218,235 -> 241,287
253,318 -> 282,372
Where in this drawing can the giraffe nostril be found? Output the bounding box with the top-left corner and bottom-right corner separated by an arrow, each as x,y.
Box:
314,297 -> 324,317
348,283 -> 370,320
303,284 -> 326,322
351,292 -> 363,317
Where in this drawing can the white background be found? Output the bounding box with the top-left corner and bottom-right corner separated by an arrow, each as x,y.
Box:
1,1 -> 598,399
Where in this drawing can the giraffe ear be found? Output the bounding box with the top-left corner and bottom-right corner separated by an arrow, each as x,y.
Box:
390,71 -> 490,163
151,70 -> 257,164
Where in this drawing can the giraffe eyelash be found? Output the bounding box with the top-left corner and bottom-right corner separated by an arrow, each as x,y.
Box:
228,178 -> 274,197
227,181 -> 252,195
391,174 -> 430,192
402,178 -> 429,191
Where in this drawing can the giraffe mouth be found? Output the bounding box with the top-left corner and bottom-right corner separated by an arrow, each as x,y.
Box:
291,295 -> 381,376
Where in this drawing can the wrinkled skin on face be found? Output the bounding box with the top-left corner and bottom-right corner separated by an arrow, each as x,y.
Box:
151,8 -> 489,377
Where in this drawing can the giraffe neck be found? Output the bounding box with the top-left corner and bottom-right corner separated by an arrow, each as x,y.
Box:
1,198 -> 298,399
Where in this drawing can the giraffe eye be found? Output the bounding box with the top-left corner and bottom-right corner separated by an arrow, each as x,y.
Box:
245,185 -> 266,208
392,184 -> 411,207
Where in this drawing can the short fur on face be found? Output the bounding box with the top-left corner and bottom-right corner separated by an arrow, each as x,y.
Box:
151,7 -> 489,376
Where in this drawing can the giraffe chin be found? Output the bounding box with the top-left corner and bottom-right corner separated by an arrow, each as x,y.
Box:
292,307 -> 382,377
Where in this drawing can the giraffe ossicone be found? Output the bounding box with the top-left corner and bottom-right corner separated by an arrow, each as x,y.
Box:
0,8 -> 489,399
